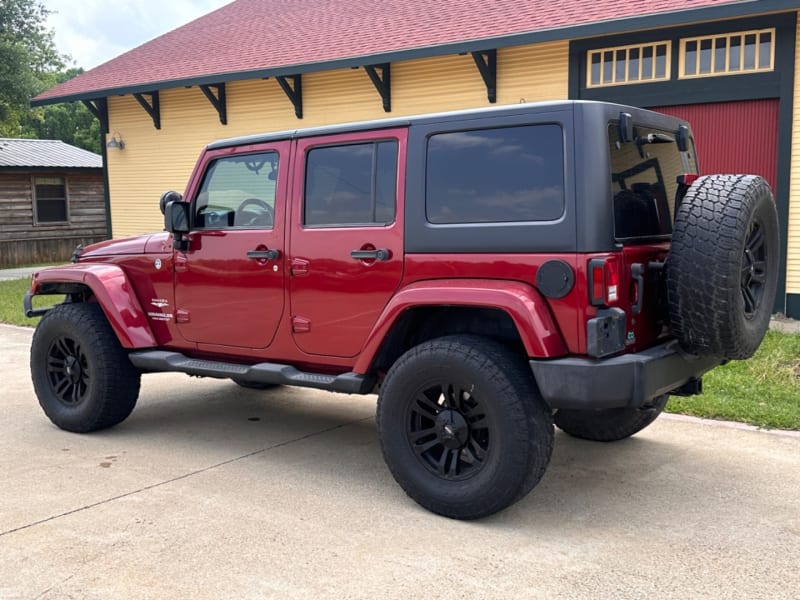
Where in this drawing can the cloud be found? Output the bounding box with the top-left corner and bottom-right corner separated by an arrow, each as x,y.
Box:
44,0 -> 232,69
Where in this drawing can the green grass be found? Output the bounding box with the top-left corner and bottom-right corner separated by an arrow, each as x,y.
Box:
1,275 -> 798,429
0,277 -> 59,327
666,329 -> 800,430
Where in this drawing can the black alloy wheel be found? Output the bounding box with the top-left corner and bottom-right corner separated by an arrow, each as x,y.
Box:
46,335 -> 90,406
741,220 -> 767,319
31,302 -> 141,433
377,335 -> 554,520
407,382 -> 490,481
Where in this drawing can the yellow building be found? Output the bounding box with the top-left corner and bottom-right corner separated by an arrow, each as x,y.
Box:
33,0 -> 800,317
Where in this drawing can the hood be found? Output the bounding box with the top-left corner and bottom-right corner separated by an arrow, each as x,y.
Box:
79,233 -> 167,258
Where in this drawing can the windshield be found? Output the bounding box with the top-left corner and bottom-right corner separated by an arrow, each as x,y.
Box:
608,122 -> 698,241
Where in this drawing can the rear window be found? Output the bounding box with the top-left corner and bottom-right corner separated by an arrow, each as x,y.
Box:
425,124 -> 565,224
609,122 -> 698,240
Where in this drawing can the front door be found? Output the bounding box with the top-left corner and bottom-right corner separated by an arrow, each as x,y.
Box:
174,143 -> 289,349
289,130 -> 406,357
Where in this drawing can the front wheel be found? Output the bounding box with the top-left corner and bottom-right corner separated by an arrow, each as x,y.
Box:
30,303 -> 141,433
554,395 -> 668,442
377,335 -> 554,520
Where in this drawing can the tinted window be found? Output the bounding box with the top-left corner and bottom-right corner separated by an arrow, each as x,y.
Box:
35,176 -> 67,223
425,125 -> 564,224
195,152 -> 278,229
608,123 -> 698,240
304,141 -> 397,227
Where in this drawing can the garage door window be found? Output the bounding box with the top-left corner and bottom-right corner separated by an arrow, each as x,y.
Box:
587,42 -> 671,87
681,29 -> 774,78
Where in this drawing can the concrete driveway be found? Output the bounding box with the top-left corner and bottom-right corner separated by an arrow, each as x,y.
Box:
1,324 -> 799,599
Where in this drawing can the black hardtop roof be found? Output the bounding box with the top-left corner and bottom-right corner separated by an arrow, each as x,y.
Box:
206,100 -> 689,150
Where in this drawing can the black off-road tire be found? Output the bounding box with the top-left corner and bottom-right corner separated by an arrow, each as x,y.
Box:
377,335 -> 554,520
554,395 -> 668,442
30,303 -> 141,433
232,378 -> 280,390
667,174 -> 779,359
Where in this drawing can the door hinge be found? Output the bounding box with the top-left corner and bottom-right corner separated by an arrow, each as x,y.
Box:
290,257 -> 309,276
291,316 -> 311,333
175,254 -> 188,273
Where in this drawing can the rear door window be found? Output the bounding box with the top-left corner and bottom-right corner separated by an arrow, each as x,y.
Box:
304,141 -> 397,227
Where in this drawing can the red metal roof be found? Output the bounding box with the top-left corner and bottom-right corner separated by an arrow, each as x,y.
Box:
34,0 -> 797,104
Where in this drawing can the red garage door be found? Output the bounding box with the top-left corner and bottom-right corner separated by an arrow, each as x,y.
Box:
652,99 -> 779,193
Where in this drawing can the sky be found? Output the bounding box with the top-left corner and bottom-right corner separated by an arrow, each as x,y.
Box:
44,0 -> 233,70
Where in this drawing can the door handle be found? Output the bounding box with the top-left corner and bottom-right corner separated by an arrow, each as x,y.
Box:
247,248 -> 281,260
350,248 -> 390,261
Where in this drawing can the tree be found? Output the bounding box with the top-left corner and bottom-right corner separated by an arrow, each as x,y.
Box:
0,0 -> 63,134
19,68 -> 101,153
0,0 -> 99,153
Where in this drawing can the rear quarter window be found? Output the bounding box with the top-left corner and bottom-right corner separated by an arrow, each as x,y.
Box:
425,124 -> 565,224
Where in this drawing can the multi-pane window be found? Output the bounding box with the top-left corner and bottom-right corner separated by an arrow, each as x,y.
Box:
304,141 -> 397,227
425,124 -> 565,224
587,42 -> 671,88
680,29 -> 775,78
34,176 -> 68,223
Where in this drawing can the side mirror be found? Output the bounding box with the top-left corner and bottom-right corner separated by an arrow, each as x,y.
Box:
165,201 -> 189,234
159,190 -> 182,215
165,201 -> 190,250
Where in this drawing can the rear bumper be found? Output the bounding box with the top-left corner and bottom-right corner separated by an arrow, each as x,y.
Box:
530,340 -> 721,410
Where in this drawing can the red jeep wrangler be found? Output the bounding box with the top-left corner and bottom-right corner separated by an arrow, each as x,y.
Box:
25,101 -> 778,519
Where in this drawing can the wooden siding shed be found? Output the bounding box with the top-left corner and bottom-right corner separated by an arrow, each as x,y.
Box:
0,139 -> 107,267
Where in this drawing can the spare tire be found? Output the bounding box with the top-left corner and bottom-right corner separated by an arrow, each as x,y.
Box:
667,174 -> 778,359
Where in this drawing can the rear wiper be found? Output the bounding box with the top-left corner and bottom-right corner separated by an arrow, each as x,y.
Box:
637,133 -> 675,145
636,132 -> 674,157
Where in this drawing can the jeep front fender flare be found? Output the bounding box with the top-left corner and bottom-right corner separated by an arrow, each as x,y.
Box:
353,279 -> 567,374
30,264 -> 157,348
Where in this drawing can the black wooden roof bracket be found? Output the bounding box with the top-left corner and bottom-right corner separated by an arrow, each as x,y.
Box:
364,63 -> 391,112
275,75 -> 303,119
82,98 -> 109,134
200,83 -> 227,125
471,50 -> 497,103
133,91 -> 161,129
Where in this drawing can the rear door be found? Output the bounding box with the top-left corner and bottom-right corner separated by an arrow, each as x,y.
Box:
174,143 -> 289,349
288,129 -> 406,357
608,120 -> 698,350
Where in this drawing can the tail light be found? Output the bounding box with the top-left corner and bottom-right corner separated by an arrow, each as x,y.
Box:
589,256 -> 620,306
675,173 -> 700,211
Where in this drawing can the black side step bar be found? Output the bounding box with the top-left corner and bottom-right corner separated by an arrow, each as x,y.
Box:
128,350 -> 374,395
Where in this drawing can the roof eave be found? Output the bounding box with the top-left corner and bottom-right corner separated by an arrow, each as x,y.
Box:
31,0 -> 800,107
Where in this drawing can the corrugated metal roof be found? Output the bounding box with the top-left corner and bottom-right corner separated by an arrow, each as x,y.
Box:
33,0 -> 800,105
0,139 -> 102,169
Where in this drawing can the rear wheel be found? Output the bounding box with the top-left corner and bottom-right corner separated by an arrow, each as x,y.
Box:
377,335 -> 553,520
554,395 -> 668,442
30,303 -> 141,433
667,174 -> 779,359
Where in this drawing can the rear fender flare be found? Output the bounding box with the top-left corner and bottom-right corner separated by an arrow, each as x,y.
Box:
353,279 -> 567,374
30,264 -> 156,348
